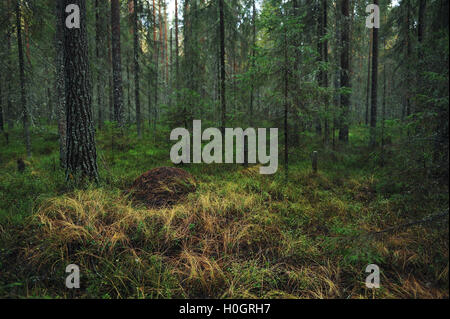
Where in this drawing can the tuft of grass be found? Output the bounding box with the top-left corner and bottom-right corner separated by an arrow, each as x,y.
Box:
0,125 -> 447,298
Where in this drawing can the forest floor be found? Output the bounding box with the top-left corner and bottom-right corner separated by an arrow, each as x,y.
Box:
0,124 -> 448,298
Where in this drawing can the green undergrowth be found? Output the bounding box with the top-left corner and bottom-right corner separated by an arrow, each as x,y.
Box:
0,124 -> 448,298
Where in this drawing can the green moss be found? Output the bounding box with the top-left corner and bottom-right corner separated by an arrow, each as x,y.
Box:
0,125 -> 448,298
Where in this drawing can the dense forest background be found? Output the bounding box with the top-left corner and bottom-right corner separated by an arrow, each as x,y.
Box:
0,0 -> 448,298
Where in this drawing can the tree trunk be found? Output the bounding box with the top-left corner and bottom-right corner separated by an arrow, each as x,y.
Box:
164,2 -> 168,84
107,14 -> 114,122
159,0 -> 164,84
127,52 -> 132,124
133,0 -> 141,137
16,0 -> 31,157
369,0 -> 379,148
321,0 -> 329,144
183,0 -> 190,128
47,87 -> 53,123
63,0 -> 99,182
332,0 -> 341,148
365,30 -> 372,126
0,71 -> 3,132
5,0 -> 14,129
405,0 -> 412,118
0,0 -> 4,132
169,27 -> 173,87
284,23 -> 289,181
175,0 -> 179,92
249,0 -> 256,125
219,0 -> 226,133
111,0 -> 124,125
292,0 -> 301,146
316,0 -> 323,136
147,0 -> 156,128
418,0 -> 426,45
338,0 -> 350,143
95,0 -> 105,130
381,39 -> 387,166
416,0 -> 426,113
154,0 -> 160,132
55,0 -> 66,167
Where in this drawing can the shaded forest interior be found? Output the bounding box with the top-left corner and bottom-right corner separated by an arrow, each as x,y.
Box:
0,0 -> 448,298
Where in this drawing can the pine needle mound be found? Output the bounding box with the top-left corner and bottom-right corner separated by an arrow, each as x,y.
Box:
127,167 -> 196,208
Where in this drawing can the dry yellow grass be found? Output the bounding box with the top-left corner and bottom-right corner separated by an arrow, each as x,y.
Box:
11,173 -> 447,299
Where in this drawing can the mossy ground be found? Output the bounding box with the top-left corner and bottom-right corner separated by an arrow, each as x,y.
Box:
0,124 -> 448,298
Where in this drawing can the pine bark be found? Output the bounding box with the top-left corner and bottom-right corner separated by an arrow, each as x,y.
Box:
0,0 -> 4,131
416,0 -> 426,113
16,0 -> 31,157
369,0 -> 379,148
418,0 -> 426,45
133,0 -> 142,137
381,39 -> 387,166
175,0 -> 179,91
321,0 -> 329,144
316,0 -> 323,135
183,0 -> 190,128
95,0 -> 105,130
249,0 -> 256,125
111,0 -> 124,125
365,30 -> 372,126
332,0 -> 340,147
405,0 -> 412,117
127,52 -> 132,124
55,0 -> 67,166
107,14 -> 114,122
219,0 -> 226,132
154,0 -> 160,131
147,1 -> 153,129
47,86 -> 53,123
6,0 -> 14,129
338,0 -> 350,142
292,0 -> 301,146
0,71 -> 3,132
283,23 -> 289,181
163,2 -> 168,83
63,0 -> 99,182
